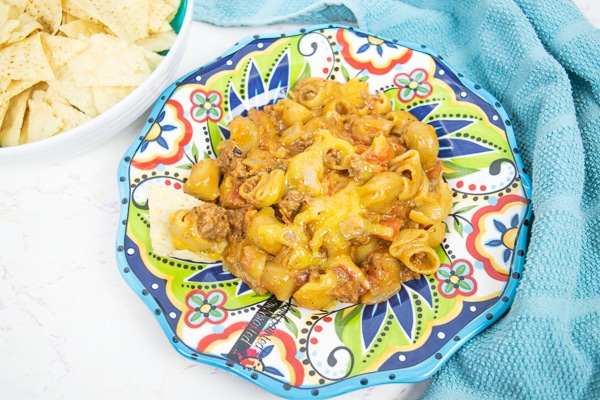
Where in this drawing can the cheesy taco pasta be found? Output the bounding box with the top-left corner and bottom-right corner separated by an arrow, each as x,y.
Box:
166,77 -> 452,310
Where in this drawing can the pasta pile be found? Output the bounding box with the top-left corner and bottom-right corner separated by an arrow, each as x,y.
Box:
169,77 -> 453,310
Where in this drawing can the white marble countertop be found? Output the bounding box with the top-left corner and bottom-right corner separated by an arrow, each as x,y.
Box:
1,2 -> 598,399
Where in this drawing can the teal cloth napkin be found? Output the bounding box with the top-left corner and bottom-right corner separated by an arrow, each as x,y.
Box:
192,0 -> 600,399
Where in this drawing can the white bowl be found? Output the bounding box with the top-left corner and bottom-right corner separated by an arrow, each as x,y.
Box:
0,0 -> 193,166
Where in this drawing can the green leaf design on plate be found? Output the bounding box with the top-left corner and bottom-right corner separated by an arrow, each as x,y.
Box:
283,316 -> 299,338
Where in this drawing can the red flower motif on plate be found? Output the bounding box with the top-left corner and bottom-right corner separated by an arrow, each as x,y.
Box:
131,99 -> 193,169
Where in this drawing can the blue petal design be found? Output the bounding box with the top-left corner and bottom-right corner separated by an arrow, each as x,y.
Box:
236,280 -> 254,296
438,137 -> 491,159
388,287 -> 414,339
162,124 -> 177,131
218,124 -> 231,140
263,366 -> 284,377
156,136 -> 169,150
486,239 -> 503,246
376,45 -> 383,57
357,43 -> 370,54
403,276 -> 432,306
187,263 -> 237,283
503,248 -> 512,263
157,110 -> 166,123
268,52 -> 290,101
247,61 -> 265,99
140,141 -> 149,152
428,119 -> 475,136
259,345 -> 274,358
228,84 -> 244,117
408,102 -> 439,121
361,303 -> 387,349
494,219 -> 507,233
510,213 -> 519,228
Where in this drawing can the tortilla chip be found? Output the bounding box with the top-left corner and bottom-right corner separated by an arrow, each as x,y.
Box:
0,17 -> 19,47
47,65 -> 98,116
26,84 -> 91,132
0,100 -> 9,130
0,88 -> 31,147
147,184 -> 220,263
161,0 -> 180,10
20,91 -> 63,143
0,79 -> 38,105
144,47 -> 165,70
0,32 -> 54,81
24,0 -> 62,34
61,0 -> 99,24
58,18 -> 106,38
69,0 -> 149,42
40,33 -> 88,69
92,86 -> 134,113
136,28 -> 176,52
148,0 -> 175,33
3,0 -> 29,12
30,83 -> 65,103
3,9 -> 43,46
0,2 -> 11,36
51,100 -> 92,131
67,33 -> 154,87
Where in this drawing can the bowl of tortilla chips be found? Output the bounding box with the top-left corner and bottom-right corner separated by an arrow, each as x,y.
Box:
0,0 -> 192,164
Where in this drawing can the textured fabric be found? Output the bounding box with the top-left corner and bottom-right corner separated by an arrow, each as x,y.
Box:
192,1 -> 600,399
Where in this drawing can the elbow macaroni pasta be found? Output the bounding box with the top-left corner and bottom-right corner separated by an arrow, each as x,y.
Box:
167,77 -> 453,310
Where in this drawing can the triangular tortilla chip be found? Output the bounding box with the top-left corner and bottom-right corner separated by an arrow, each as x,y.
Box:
0,88 -> 31,147
24,0 -> 62,34
136,28 -> 176,53
148,0 -> 175,34
161,0 -> 180,10
0,79 -> 8,92
61,0 -> 99,24
58,18 -> 106,39
92,86 -> 134,113
0,2 -> 12,37
0,19 -> 20,47
4,0 -> 29,12
4,9 -> 43,46
143,47 -> 164,70
51,100 -> 92,131
30,83 -> 66,104
0,80 -> 38,105
0,100 -> 9,130
21,91 -> 63,143
69,0 -> 149,42
0,32 -> 54,81
47,65 -> 98,116
67,33 -> 153,87
40,32 -> 88,69
147,184 -> 220,263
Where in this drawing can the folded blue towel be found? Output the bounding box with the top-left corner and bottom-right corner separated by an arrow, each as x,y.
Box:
193,1 -> 600,399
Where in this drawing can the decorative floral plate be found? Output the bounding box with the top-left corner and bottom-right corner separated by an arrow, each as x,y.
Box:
116,24 -> 532,399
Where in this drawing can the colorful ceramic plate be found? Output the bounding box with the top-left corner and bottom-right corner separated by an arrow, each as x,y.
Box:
116,24 -> 532,399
